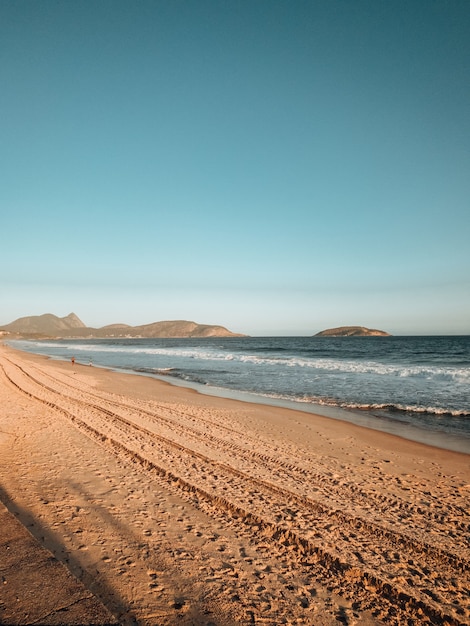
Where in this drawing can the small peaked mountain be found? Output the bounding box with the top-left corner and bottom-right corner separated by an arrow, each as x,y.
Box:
1,312 -> 86,335
0,314 -> 245,338
315,326 -> 390,337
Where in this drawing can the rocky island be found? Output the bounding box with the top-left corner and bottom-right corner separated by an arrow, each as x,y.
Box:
315,326 -> 390,337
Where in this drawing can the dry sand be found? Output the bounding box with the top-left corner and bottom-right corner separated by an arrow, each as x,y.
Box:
0,343 -> 468,625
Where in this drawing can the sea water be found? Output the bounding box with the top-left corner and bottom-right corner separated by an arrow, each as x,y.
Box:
9,336 -> 470,453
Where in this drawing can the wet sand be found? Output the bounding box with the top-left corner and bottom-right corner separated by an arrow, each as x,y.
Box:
0,343 -> 469,625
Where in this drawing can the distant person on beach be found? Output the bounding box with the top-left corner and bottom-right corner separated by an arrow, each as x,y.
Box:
71,357 -> 75,366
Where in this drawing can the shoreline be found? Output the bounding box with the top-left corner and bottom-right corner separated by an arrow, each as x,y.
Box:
9,342 -> 470,459
8,340 -> 470,454
1,343 -> 469,625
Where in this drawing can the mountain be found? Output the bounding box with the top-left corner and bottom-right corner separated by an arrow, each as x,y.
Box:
1,313 -> 87,335
84,320 -> 244,338
116,320 -> 241,338
314,326 -> 390,337
0,314 -> 245,338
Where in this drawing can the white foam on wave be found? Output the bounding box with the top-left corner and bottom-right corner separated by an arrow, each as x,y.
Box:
331,400 -> 470,418
21,341 -> 470,384
233,354 -> 470,384
229,388 -> 470,418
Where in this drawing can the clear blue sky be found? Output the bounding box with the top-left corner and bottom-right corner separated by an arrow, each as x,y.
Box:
1,0 -> 469,335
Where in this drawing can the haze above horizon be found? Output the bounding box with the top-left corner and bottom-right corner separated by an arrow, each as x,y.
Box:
1,1 -> 469,336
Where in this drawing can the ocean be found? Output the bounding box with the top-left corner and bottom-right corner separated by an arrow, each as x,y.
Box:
9,336 -> 470,453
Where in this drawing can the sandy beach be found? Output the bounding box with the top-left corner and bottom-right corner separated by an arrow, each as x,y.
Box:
0,344 -> 468,625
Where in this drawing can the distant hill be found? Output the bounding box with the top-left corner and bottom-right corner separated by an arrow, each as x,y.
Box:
89,320 -> 244,338
0,313 -> 245,338
1,313 -> 86,335
314,326 -> 390,337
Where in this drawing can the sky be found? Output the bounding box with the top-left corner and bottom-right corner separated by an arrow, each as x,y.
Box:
1,0 -> 469,336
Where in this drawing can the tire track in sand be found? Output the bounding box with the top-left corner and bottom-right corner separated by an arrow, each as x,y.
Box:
1,354 -> 469,625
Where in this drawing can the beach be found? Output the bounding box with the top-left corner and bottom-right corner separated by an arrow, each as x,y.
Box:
0,344 -> 469,625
